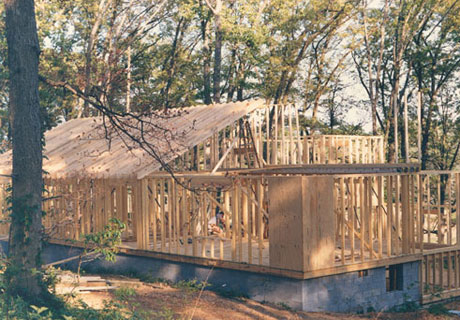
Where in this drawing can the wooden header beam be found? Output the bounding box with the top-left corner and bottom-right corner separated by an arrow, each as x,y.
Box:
233,163 -> 421,175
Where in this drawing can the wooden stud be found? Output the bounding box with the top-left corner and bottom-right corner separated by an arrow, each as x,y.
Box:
448,174 -> 452,246
273,106 -> 278,165
281,105 -> 285,165
201,193 -> 206,257
210,237 -> 215,259
242,188 -> 248,240
439,253 -> 443,289
142,178 -> 150,249
448,251 -> 452,290
174,180 -> 180,254
288,105 -> 294,164
395,176 -> 400,255
457,173 -> 460,246
220,238 -> 224,260
248,180 -> 253,264
367,177 -> 374,260
134,180 -> 142,249
359,177 -> 365,261
257,179 -> 264,265
410,174 -> 416,253
182,181 -> 188,255
417,174 -> 423,252
401,175 -> 410,254
340,178 -> 345,265
237,184 -> 242,262
437,178 -> 442,244
151,179 -> 158,251
377,176 -> 383,258
349,178 -> 355,263
456,251 -> 459,289
191,189 -> 197,256
295,107 -> 302,164
427,176 -> 432,244
231,185 -> 236,261
160,179 -> 166,252
264,107 -> 269,164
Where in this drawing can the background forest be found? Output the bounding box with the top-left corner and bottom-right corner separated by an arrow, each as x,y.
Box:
1,0 -> 460,170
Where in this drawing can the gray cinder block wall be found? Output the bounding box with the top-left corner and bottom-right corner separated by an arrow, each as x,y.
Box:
0,240 -> 421,312
301,262 -> 420,312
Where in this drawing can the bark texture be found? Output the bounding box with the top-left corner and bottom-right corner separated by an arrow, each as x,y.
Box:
5,0 -> 45,300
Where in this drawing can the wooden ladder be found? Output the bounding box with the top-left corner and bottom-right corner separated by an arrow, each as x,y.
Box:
234,119 -> 262,169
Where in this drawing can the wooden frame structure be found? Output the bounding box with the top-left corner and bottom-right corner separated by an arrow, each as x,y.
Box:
0,100 -> 458,304
0,168 -> 457,276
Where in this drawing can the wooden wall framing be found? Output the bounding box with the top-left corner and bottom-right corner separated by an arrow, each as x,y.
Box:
0,169 -> 458,276
170,105 -> 385,174
0,169 -> 458,280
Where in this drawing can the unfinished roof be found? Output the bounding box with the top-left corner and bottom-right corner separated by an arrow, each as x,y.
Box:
0,100 -> 265,179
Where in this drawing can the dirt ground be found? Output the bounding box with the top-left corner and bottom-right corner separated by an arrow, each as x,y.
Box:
57,272 -> 460,320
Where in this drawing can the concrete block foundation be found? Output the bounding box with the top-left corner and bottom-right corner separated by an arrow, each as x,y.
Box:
301,262 -> 420,312
0,240 -> 421,312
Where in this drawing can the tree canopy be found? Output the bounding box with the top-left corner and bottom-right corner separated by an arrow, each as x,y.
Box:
2,0 -> 460,167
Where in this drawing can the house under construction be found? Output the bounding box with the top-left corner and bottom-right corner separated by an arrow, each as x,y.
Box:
0,100 -> 455,312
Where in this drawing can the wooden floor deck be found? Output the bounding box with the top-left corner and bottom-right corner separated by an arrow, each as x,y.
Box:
1,231 -> 453,283
119,235 -> 453,268
121,238 -> 271,266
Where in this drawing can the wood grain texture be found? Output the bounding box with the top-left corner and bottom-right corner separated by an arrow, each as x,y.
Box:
0,100 -> 265,179
268,176 -> 335,272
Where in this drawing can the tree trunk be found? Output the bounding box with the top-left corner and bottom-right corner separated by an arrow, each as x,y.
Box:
200,7 -> 212,105
5,0 -> 46,302
237,86 -> 243,102
126,46 -> 131,113
162,17 -> 186,109
421,99 -> 436,170
226,48 -> 237,102
213,12 -> 222,103
81,0 -> 110,117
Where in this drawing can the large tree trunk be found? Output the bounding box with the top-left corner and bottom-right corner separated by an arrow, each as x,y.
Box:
5,0 -> 46,302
